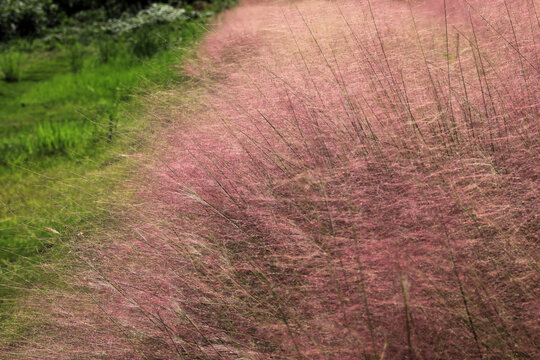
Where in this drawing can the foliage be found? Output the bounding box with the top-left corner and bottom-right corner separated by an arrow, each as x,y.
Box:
131,28 -> 163,58
0,51 -> 23,82
103,4 -> 188,35
0,13 -> 208,341
0,1 -> 218,43
211,0 -> 237,11
96,36 -> 119,63
0,0 -> 58,41
52,0 -> 154,16
0,0 -> 233,348
68,42 -> 84,72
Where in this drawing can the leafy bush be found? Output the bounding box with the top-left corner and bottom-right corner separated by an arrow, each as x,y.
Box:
0,51 -> 23,82
211,0 -> 237,11
1,1 -> 221,44
52,0 -> 154,17
72,8 -> 107,24
0,0 -> 58,41
104,3 -> 188,35
0,1 -> 193,42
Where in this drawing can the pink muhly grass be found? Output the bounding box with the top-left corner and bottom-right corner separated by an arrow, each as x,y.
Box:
8,0 -> 538,359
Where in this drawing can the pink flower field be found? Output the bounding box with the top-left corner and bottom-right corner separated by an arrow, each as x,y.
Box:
4,0 -> 539,358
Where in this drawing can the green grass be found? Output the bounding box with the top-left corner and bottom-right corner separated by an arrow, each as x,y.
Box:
0,21 -> 204,166
0,18 -> 207,335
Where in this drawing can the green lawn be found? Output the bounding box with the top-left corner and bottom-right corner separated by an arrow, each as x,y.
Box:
0,18 -> 206,334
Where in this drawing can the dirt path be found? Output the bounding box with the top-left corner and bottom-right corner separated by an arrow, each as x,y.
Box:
4,0 -> 539,358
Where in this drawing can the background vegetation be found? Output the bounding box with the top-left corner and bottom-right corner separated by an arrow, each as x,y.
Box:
0,0 -> 235,336
0,0 -> 237,41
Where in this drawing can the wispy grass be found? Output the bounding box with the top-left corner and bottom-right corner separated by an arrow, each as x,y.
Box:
43,0 -> 536,358
2,0 -> 538,358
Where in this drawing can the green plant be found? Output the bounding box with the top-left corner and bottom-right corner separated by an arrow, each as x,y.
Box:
0,0 -> 57,41
105,4 -> 188,35
0,51 -> 23,82
68,42 -> 84,72
212,0 -> 238,11
131,27 -> 162,58
0,6 -> 212,348
97,37 -> 119,63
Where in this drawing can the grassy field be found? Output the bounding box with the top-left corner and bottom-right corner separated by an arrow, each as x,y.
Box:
0,15 -> 207,333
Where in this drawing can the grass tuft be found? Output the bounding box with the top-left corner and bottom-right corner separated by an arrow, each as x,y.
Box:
0,51 -> 23,82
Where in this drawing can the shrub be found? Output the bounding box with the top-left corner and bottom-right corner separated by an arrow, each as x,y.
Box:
52,0 -> 153,17
0,0 -> 57,41
105,4 -> 188,35
211,0 -> 237,11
